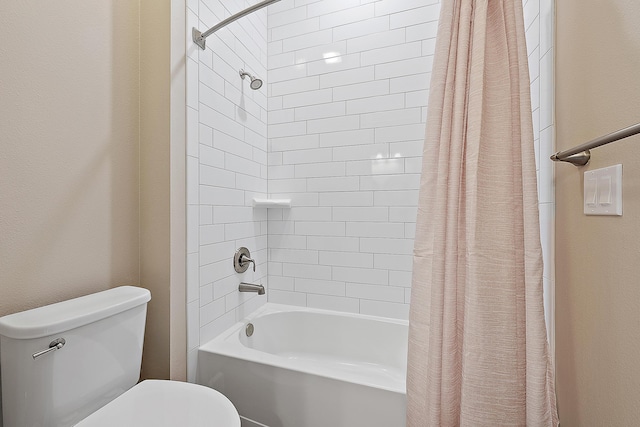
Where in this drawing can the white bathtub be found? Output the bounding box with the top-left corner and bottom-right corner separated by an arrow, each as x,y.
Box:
197,303 -> 408,427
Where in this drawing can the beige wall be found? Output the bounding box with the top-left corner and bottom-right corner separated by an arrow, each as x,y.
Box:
556,1 -> 640,425
0,1 -> 140,313
139,0 -> 187,381
0,0 -> 185,381
169,0 -> 187,381
139,0 -> 171,380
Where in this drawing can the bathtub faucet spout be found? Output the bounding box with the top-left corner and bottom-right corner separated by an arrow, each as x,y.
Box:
239,282 -> 265,295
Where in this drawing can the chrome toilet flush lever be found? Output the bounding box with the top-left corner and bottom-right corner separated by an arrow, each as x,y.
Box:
234,247 -> 255,273
32,338 -> 66,360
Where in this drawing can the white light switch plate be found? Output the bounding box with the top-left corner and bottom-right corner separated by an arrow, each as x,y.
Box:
584,164 -> 622,216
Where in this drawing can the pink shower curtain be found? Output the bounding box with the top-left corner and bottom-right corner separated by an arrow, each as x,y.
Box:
406,0 -> 558,425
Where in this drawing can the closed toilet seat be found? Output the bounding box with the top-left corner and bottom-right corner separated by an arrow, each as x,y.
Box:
75,380 -> 240,427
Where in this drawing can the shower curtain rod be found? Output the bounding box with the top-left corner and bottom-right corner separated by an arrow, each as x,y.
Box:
193,0 -> 281,50
550,122 -> 640,166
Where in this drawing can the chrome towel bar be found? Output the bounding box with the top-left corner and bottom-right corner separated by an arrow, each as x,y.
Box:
551,122 -> 640,166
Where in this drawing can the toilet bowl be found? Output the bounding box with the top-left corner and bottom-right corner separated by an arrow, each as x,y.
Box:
0,286 -> 240,427
76,380 -> 240,427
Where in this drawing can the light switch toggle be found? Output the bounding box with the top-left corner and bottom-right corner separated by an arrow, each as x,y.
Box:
598,176 -> 612,205
584,164 -> 622,216
585,177 -> 597,206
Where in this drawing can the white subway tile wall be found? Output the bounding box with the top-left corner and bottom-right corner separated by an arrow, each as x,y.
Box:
523,0 -> 555,356
266,0 -> 438,319
186,0 -> 269,381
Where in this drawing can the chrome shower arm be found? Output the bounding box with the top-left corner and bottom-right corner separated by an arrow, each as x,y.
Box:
193,0 -> 282,50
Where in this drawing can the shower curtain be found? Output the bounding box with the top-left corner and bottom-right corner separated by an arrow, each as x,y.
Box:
406,0 -> 558,425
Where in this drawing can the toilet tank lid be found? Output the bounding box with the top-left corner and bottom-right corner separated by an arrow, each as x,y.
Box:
0,286 -> 151,339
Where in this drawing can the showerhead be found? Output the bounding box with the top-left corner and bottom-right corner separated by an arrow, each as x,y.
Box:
250,78 -> 263,90
239,69 -> 263,90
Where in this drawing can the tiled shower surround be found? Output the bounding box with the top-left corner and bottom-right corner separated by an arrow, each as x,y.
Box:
264,0 -> 438,317
186,0 -> 270,379
186,0 -> 555,379
524,0 -> 556,355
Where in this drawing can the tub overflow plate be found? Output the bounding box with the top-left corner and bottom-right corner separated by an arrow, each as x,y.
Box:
245,323 -> 254,337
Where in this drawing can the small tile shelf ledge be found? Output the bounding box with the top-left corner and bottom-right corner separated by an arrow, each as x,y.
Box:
252,198 -> 292,208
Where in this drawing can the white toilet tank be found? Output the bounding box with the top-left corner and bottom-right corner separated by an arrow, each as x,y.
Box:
0,286 -> 151,427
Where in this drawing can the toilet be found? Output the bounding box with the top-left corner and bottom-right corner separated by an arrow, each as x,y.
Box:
0,286 -> 240,427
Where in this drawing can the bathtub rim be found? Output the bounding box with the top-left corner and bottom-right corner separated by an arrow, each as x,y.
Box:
198,303 -> 408,394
